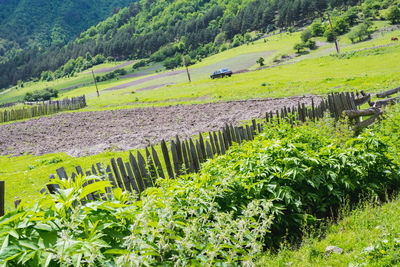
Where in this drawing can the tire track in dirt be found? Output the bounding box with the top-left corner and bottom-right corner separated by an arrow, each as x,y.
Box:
93,60 -> 136,73
104,70 -> 185,91
0,96 -> 322,157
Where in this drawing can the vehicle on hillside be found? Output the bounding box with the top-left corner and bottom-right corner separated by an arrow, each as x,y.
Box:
210,68 -> 233,79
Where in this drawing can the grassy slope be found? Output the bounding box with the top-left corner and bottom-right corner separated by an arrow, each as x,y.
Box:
258,196 -> 400,266
60,23 -> 400,110
1,21 -> 399,109
1,21 -> 400,208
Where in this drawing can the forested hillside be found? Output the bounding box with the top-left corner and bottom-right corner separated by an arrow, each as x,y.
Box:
0,0 -> 136,60
0,0 -> 395,91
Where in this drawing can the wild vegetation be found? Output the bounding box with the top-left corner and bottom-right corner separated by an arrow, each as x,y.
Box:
259,104 -> 400,266
1,0 -> 400,265
1,105 -> 400,265
24,88 -> 59,102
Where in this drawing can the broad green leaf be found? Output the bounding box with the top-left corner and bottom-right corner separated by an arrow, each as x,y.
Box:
80,181 -> 111,200
104,249 -> 129,255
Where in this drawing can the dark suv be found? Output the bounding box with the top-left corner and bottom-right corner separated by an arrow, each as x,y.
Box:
210,68 -> 233,79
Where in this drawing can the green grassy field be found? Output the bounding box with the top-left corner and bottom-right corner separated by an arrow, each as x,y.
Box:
50,23 -> 400,111
2,21 -> 399,110
1,21 -> 400,210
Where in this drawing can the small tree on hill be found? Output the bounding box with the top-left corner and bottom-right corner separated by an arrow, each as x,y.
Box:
305,39 -> 317,50
311,21 -> 325,37
301,28 -> 313,43
294,43 -> 305,53
256,57 -> 265,67
348,21 -> 374,43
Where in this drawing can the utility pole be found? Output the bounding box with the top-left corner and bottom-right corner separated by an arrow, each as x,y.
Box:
91,70 -> 100,97
183,56 -> 191,83
327,13 -> 340,54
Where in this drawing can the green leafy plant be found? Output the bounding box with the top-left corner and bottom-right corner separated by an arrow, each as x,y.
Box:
24,88 -> 59,102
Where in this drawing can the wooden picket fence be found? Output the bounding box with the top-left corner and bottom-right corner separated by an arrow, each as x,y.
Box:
0,95 -> 87,123
9,87 -> 399,209
0,101 -> 20,109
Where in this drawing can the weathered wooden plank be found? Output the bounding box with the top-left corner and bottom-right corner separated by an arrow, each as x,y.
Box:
146,148 -> 158,181
106,165 -> 117,188
181,141 -> 191,173
91,165 -> 97,176
354,112 -> 382,133
276,110 -> 280,124
161,140 -> 174,179
0,181 -> 4,216
225,124 -> 232,146
96,164 -> 110,200
235,127 -> 242,144
125,162 -> 140,198
246,125 -> 253,140
47,174 -> 61,194
222,129 -> 229,150
185,140 -> 195,173
240,126 -> 247,141
151,146 -> 165,178
46,184 -> 59,195
39,188 -> 47,195
189,139 -> 200,172
199,134 -> 206,162
170,141 -> 180,177
195,140 -> 204,163
117,158 -> 132,192
257,123 -> 261,133
75,166 -> 84,177
209,132 -> 216,154
376,87 -> 400,98
175,135 -> 183,169
56,167 -> 68,180
301,103 -> 307,122
14,200 -> 21,209
218,131 -> 226,155
329,94 -> 336,116
96,163 -> 104,175
137,151 -> 152,187
345,108 -> 380,119
111,158 -> 125,190
266,112 -> 269,123
85,171 -> 99,200
129,153 -> 145,193
229,124 -> 236,143
205,141 -> 213,159
70,172 -> 77,183
370,97 -> 400,108
213,132 -> 221,155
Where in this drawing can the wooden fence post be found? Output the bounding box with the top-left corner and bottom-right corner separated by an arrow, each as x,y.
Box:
0,181 -> 4,216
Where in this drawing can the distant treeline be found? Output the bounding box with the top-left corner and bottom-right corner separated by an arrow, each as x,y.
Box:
0,0 -> 392,90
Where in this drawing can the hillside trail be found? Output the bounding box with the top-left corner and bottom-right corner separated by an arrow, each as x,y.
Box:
103,50 -> 275,92
0,95 -> 322,157
92,60 -> 137,73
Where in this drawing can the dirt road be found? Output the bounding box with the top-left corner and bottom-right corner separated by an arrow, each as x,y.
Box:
0,96 -> 322,157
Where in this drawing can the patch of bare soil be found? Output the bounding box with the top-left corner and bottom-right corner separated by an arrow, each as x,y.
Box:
135,83 -> 173,92
0,95 -> 322,157
93,61 -> 136,73
104,70 -> 185,91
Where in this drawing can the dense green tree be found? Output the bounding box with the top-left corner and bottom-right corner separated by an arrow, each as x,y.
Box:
0,0 -> 372,91
294,43 -> 306,53
387,5 -> 400,24
348,21 -> 374,43
301,28 -> 313,43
